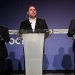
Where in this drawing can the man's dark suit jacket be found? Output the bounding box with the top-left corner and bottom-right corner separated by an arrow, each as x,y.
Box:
67,19 -> 75,52
0,26 -> 10,59
19,18 -> 49,39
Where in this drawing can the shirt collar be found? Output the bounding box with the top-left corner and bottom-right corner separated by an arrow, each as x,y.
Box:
29,17 -> 36,22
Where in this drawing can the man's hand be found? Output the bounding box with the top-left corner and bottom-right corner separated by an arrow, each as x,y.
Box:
18,33 -> 22,37
46,29 -> 52,34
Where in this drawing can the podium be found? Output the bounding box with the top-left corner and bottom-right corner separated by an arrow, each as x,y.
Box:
18,29 -> 50,75
22,33 -> 44,75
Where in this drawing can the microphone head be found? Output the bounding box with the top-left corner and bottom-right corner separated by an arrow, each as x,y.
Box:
19,29 -> 24,33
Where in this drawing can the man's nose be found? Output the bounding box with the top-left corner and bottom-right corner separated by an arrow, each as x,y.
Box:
32,10 -> 34,11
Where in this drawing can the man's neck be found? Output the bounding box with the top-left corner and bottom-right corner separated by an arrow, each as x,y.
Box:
29,17 -> 36,21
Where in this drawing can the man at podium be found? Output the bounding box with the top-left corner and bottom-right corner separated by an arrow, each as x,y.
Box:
18,5 -> 50,75
18,5 -> 49,39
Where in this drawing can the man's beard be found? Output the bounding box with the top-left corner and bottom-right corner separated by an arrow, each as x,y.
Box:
30,15 -> 36,19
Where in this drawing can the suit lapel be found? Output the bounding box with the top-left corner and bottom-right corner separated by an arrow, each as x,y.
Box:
34,18 -> 40,33
35,18 -> 39,30
26,19 -> 32,29
26,19 -> 33,32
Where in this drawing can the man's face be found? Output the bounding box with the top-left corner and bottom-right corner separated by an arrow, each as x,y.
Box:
27,6 -> 37,18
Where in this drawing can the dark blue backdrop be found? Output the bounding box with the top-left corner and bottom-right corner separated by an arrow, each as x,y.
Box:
0,0 -> 75,70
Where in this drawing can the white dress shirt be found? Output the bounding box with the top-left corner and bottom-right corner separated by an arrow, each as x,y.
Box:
29,18 -> 36,32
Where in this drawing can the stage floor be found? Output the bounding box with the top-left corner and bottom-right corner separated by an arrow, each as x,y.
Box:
8,73 -> 74,75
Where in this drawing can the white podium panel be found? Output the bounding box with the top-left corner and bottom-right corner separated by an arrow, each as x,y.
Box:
22,33 -> 44,75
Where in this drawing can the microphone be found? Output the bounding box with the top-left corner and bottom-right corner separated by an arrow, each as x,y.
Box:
20,29 -> 27,34
19,29 -> 24,34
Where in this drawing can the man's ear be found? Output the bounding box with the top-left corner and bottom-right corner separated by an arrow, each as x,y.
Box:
27,12 -> 29,15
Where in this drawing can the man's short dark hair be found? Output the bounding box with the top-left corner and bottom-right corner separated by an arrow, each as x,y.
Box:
27,5 -> 35,12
